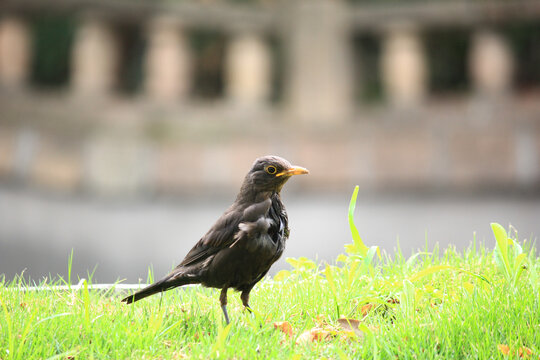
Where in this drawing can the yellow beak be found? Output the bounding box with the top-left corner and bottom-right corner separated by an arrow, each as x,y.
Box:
275,166 -> 310,177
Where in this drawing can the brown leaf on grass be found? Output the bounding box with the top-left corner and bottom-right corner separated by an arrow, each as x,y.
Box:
171,351 -> 188,359
337,318 -> 364,339
295,330 -> 313,345
337,318 -> 360,330
498,344 -> 534,358
311,328 -> 333,342
498,344 -> 511,355
361,304 -> 375,316
273,321 -> 293,338
518,346 -> 533,358
295,328 -> 333,345
315,314 -> 328,326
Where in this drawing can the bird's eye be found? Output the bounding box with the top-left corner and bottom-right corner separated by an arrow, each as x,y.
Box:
265,165 -> 277,175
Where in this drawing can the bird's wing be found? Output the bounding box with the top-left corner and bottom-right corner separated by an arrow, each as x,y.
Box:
177,209 -> 240,267
177,199 -> 272,268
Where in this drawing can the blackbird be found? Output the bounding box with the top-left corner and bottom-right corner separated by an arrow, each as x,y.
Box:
121,155 -> 308,324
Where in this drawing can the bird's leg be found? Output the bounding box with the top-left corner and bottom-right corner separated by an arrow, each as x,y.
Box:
240,290 -> 252,313
220,288 -> 230,324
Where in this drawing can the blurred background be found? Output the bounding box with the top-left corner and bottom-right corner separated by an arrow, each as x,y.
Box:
1,0 -> 539,284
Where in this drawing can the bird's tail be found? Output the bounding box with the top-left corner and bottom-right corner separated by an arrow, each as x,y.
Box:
121,273 -> 191,304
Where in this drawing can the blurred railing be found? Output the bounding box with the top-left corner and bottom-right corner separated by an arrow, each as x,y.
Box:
1,0 -> 540,195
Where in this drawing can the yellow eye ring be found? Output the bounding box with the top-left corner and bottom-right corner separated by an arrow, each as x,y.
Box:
265,165 -> 277,175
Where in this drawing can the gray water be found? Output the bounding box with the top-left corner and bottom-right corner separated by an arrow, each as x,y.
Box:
0,187 -> 539,284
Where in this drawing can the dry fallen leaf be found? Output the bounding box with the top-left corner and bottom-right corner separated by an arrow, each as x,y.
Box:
361,304 -> 375,316
273,321 -> 293,338
518,346 -> 533,358
337,318 -> 360,330
295,330 -> 313,345
498,344 -> 533,358
337,318 -> 365,339
296,328 -> 333,344
315,314 -> 328,326
498,343 -> 509,355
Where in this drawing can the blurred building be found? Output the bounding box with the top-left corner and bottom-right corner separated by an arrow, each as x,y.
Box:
1,0 -> 540,196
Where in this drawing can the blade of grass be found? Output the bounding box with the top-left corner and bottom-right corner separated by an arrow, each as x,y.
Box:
0,294 -> 14,360
491,223 -> 512,280
324,264 -> 340,317
211,323 -> 232,357
408,264 -> 491,285
15,308 -> 38,360
348,185 -> 369,257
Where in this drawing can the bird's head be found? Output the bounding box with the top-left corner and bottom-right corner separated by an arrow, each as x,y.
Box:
238,155 -> 309,201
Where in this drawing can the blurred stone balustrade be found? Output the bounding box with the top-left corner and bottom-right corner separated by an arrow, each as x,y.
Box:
0,0 -> 540,195
0,15 -> 31,88
285,0 -> 353,122
71,14 -> 119,95
145,16 -> 192,102
469,29 -> 515,97
381,24 -> 427,107
226,30 -> 271,108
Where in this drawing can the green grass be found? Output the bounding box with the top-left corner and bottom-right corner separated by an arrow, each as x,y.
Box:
1,188 -> 539,359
